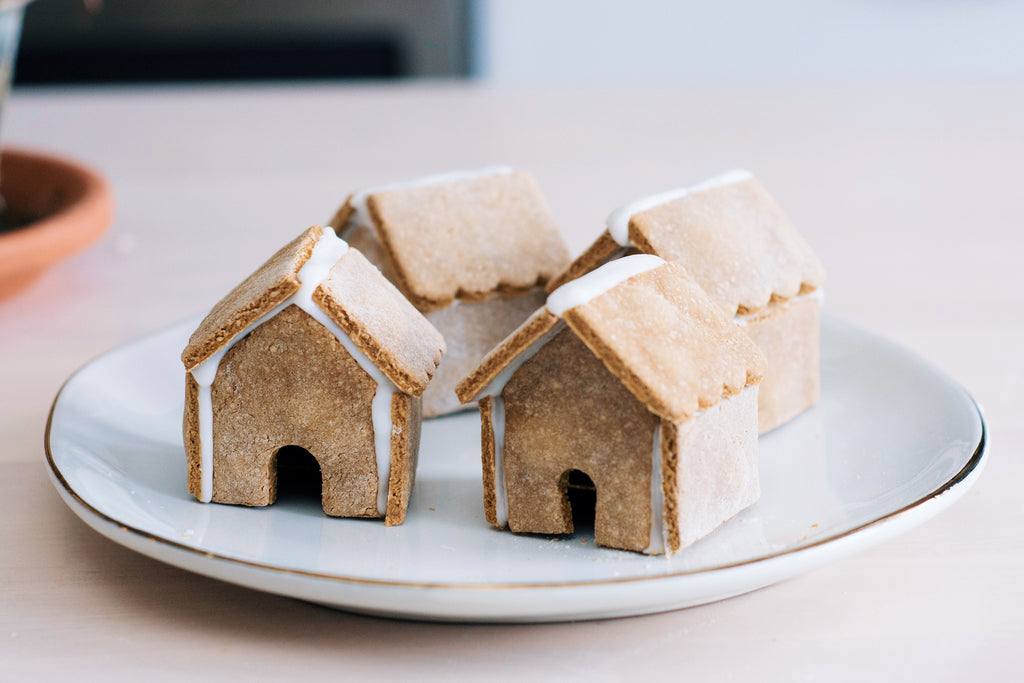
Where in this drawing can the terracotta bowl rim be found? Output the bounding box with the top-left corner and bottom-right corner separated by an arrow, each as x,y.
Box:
0,146 -> 114,275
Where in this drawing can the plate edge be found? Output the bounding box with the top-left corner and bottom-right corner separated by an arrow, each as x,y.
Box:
43,335 -> 989,591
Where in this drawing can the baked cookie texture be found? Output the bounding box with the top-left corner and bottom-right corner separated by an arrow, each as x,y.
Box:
330,168 -> 570,418
546,170 -> 825,434
458,257 -> 765,555
182,226 -> 444,525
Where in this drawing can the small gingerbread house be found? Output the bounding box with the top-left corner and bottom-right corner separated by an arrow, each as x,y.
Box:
181,226 -> 445,526
547,170 -> 825,434
329,167 -> 570,418
456,255 -> 766,554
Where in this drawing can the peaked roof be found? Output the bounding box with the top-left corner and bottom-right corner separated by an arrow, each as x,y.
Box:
330,169 -> 570,311
457,260 -> 766,421
181,226 -> 445,396
182,228 -> 317,372
548,172 -> 825,316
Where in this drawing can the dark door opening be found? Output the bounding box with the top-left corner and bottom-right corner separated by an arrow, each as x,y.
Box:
275,445 -> 323,504
564,469 -> 596,534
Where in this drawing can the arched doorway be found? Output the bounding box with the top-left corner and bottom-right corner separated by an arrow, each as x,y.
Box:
274,445 -> 323,505
562,469 -> 596,534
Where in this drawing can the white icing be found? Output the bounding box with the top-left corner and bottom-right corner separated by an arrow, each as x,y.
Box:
343,166 -> 516,235
479,322 -> 564,528
480,255 -> 666,528
195,374 -> 214,502
605,169 -> 753,246
479,323 -> 565,400
733,288 -> 824,327
545,254 -> 665,316
480,252 -> 762,550
643,424 -> 665,555
296,287 -> 396,517
644,385 -> 760,555
190,227 -> 396,515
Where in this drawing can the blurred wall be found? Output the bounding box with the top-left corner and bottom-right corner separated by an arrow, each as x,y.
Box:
474,0 -> 1024,85
18,0 -> 471,84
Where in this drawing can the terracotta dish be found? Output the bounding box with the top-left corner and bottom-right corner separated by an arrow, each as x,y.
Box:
0,148 -> 113,300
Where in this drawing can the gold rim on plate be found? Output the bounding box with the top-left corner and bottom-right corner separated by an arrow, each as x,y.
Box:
43,354 -> 987,591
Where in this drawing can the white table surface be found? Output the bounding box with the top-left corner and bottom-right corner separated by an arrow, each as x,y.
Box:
1,82 -> 1019,680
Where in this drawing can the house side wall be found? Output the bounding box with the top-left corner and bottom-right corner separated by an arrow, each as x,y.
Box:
208,304 -> 381,516
424,290 -> 546,417
544,230 -> 623,292
502,328 -> 659,552
184,373 -> 201,498
658,418 -> 680,553
669,386 -> 760,550
479,395 -> 500,527
384,392 -> 422,526
338,220 -> 403,285
343,217 -> 548,418
743,297 -> 819,433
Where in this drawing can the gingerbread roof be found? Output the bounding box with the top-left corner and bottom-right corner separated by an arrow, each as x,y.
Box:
457,257 -> 766,421
330,168 -> 570,311
181,226 -> 445,396
547,171 -> 825,316
182,228 -> 317,372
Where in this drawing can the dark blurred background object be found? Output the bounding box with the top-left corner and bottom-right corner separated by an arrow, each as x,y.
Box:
16,0 -> 472,84
15,1 -> 1024,87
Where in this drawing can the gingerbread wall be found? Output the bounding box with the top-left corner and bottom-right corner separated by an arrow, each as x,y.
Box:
501,328 -> 659,552
204,305 -> 382,516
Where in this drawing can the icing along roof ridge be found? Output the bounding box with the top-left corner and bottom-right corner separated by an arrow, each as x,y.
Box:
560,261 -> 765,421
546,254 -> 665,316
182,226 -> 444,395
313,248 -> 445,396
624,172 -> 824,315
455,306 -> 562,404
348,166 -> 516,217
181,226 -> 320,371
548,171 -> 825,315
331,168 -> 570,311
605,169 -> 754,245
458,258 -> 765,421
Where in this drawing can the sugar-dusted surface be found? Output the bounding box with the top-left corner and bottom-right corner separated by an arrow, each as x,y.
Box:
314,248 -> 445,397
359,170 -> 570,309
563,262 -> 765,421
423,290 -> 546,417
625,176 -> 825,316
744,296 -> 821,433
605,168 -> 753,245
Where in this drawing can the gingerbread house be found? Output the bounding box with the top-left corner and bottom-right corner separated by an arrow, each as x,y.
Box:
181,226 -> 445,525
456,255 -> 766,554
329,167 -> 570,418
547,170 -> 825,433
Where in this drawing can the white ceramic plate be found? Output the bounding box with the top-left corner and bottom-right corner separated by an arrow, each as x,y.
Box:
45,316 -> 986,622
